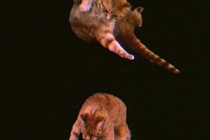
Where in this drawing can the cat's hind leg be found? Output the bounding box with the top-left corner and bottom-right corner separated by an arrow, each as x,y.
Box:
97,33 -> 134,60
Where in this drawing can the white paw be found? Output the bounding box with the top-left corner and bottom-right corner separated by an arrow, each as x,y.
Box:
127,54 -> 135,60
79,4 -> 91,12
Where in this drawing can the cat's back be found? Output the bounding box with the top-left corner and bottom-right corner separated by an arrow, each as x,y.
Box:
80,93 -> 127,117
83,93 -> 125,107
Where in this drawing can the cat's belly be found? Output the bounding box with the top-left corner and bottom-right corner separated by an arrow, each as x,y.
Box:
70,25 -> 95,42
69,6 -> 95,42
69,5 -> 115,42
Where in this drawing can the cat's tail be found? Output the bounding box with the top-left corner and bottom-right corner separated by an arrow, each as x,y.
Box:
128,37 -> 180,74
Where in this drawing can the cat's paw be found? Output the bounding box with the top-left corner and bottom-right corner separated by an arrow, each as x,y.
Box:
79,4 -> 91,12
126,54 -> 135,60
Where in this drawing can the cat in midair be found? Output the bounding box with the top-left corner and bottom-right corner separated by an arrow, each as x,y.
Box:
114,7 -> 180,74
69,0 -> 180,74
69,93 -> 131,140
69,0 -> 135,60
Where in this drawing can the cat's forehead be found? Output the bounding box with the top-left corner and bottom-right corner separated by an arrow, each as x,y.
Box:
83,106 -> 98,113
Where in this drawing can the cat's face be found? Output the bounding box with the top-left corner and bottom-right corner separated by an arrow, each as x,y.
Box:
81,113 -> 105,140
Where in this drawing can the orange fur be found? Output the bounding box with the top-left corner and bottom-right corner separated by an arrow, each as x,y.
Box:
69,93 -> 131,140
115,7 -> 180,74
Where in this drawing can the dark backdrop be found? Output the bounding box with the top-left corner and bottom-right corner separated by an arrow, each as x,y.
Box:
2,0 -> 209,140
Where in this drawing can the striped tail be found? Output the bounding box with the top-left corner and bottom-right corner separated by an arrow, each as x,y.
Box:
126,36 -> 180,74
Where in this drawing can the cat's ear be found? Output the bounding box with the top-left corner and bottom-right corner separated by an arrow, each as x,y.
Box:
135,6 -> 144,13
80,113 -> 89,122
96,116 -> 105,128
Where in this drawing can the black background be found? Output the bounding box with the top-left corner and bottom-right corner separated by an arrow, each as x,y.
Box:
2,0 -> 210,140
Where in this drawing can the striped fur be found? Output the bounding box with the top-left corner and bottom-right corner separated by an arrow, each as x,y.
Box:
69,93 -> 131,140
69,1 -> 180,73
69,0 -> 134,60
115,7 -> 180,74
78,0 -> 131,18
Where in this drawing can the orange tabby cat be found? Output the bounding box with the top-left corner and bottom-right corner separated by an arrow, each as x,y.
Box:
69,93 -> 131,140
70,0 -> 134,60
70,1 -> 180,73
114,7 -> 180,74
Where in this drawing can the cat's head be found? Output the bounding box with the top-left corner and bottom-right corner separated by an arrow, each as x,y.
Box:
80,113 -> 106,140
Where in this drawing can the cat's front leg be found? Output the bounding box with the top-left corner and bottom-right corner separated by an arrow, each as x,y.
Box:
69,120 -> 81,140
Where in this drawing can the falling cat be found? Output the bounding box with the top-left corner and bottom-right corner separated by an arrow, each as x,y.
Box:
69,93 -> 131,140
69,0 -> 180,74
70,0 -> 134,60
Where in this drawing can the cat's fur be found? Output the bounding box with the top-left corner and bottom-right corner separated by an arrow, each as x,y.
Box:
69,0 -> 135,60
114,7 -> 180,74
78,0 -> 131,19
69,0 -> 180,74
69,93 -> 131,140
